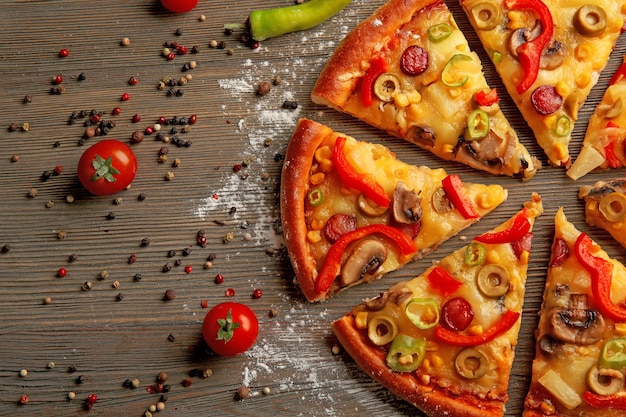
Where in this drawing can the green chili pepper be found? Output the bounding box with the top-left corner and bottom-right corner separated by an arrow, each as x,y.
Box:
553,115 -> 571,137
467,109 -> 490,140
488,49 -> 503,64
465,242 -> 486,266
441,54 -> 472,87
600,338 -> 626,370
232,0 -> 353,42
307,187 -> 324,207
428,23 -> 453,43
405,298 -> 440,329
386,334 -> 427,372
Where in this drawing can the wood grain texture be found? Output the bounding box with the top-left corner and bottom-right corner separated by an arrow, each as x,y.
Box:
0,0 -> 624,416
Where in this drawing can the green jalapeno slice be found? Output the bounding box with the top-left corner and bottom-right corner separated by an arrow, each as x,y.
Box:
405,298 -> 440,329
307,187 -> 324,206
441,54 -> 472,87
386,334 -> 427,372
553,115 -> 571,137
600,338 -> 626,370
465,242 -> 486,266
428,23 -> 453,43
467,109 -> 490,140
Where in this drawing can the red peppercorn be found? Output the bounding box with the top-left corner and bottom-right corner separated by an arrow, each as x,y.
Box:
252,289 -> 263,299
144,126 -> 154,135
86,394 -> 97,404
131,114 -> 141,123
225,288 -> 235,297
128,253 -> 137,263
214,274 -> 224,284
59,48 -> 69,58
158,116 -> 166,125
52,75 -> 63,85
177,45 -> 188,55
233,164 -> 242,173
212,193 -> 219,200
53,165 -> 63,175
197,235 -> 207,247
57,267 -> 67,278
200,300 -> 208,308
120,93 -> 130,101
90,114 -> 101,124
112,107 -> 122,116
166,52 -> 176,60
19,394 -> 29,405
189,114 -> 197,124
184,265 -> 192,274
128,76 -> 139,85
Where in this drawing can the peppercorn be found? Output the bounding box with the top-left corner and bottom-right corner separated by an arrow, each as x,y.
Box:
82,281 -> 93,291
162,263 -> 173,273
236,386 -> 250,400
18,394 -> 29,405
78,72 -> 87,81
76,375 -> 86,384
19,369 -> 28,377
167,334 -> 175,342
257,81 -> 271,96
23,95 -> 32,103
133,273 -> 142,282
106,212 -> 116,220
130,130 -> 144,143
269,307 -> 279,317
128,76 -> 139,85
128,254 -> 137,263
121,37 -> 131,46
65,195 -> 74,203
112,280 -> 120,289
97,270 -> 108,280
43,296 -> 53,305
252,288 -> 263,299
57,230 -> 67,240
59,48 -> 69,57
181,379 -> 192,387
156,372 -> 168,383
115,293 -> 124,301
165,171 -> 175,181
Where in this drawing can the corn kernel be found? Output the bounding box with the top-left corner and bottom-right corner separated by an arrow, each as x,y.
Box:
476,192 -> 496,210
420,374 -> 431,385
430,354 -> 443,368
552,142 -> 568,162
310,219 -> 324,230
405,89 -> 422,105
314,146 -> 332,163
442,144 -> 455,154
422,358 -> 432,373
406,104 -> 423,120
468,324 -> 484,336
355,311 -> 368,329
420,71 -> 439,88
543,114 -> 557,130
575,44 -> 591,61
393,93 -> 410,108
506,11 -> 526,30
310,172 -> 325,185
576,72 -> 591,89
519,250 -> 530,264
319,159 -> 333,173
306,230 -> 321,244
555,81 -> 570,98
486,249 -> 500,264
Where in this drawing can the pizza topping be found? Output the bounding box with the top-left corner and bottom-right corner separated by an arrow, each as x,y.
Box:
530,85 -> 562,115
469,1 -> 500,31
464,242 -> 486,266
314,224 -> 416,294
361,57 -> 388,107
307,187 -> 324,207
600,338 -> 626,370
333,136 -> 390,208
367,314 -> 398,346
455,348 -> 489,379
467,109 -> 490,140
507,24 -> 542,60
400,45 -> 429,76
427,266 -> 463,298
441,174 -> 480,219
405,298 -> 440,329
540,40 -> 566,70
475,209 -> 531,243
549,237 -> 569,267
587,366 -> 624,396
539,369 -> 583,410
599,192 -> 626,222
340,239 -> 387,286
441,54 -> 472,87
583,390 -> 626,409
357,194 -> 388,217
441,297 -> 474,331
474,88 -> 499,107
431,187 -> 454,214
435,309 -> 520,346
373,73 -> 402,102
406,125 -> 436,148
427,23 -> 453,43
553,115 -> 571,137
476,264 -> 510,298
324,214 -> 357,243
386,334 -> 427,372
391,182 -> 422,225
573,5 -> 607,38
511,232 -> 533,259
546,293 -> 606,345
504,0 -> 554,94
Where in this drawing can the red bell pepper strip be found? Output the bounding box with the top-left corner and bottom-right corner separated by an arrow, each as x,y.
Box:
333,136 -> 390,208
504,0 -> 554,94
607,121 -> 621,129
574,233 -> 626,322
434,309 -> 520,346
441,174 -> 480,219
315,224 -> 417,294
610,59 -> 626,86
583,391 -> 626,409
604,140 -> 623,168
360,56 -> 388,107
474,209 -> 531,244
474,88 -> 499,106
427,266 -> 462,297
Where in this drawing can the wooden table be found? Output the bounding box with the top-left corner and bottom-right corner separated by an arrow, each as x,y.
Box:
1,1 -> 624,415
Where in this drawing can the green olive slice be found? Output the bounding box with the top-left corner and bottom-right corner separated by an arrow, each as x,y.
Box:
587,366 -> 624,396
470,1 -> 500,31
455,348 -> 489,379
357,193 -> 388,217
374,73 -> 402,102
574,5 -> 607,37
476,264 -> 510,298
599,192 -> 626,223
367,314 -> 398,346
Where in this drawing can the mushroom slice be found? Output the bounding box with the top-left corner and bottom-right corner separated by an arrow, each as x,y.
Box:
340,239 -> 388,287
547,293 -> 606,345
476,264 -> 510,298
357,193 -> 388,217
587,366 -> 624,396
455,348 -> 489,379
507,21 -> 542,59
540,40 -> 566,70
392,181 -> 422,225
367,314 -> 398,346
406,125 -> 436,148
599,192 -> 626,223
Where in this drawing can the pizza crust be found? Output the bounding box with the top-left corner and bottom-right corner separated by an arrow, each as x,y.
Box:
333,314 -> 507,417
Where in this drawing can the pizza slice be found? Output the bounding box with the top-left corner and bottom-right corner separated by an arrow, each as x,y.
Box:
568,57 -> 626,180
524,208 -> 626,416
281,118 -> 508,302
579,178 -> 626,250
311,0 -> 539,180
460,0 -> 626,168
332,194 -> 543,416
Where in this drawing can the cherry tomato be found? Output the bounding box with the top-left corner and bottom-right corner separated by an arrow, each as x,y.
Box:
160,0 -> 198,13
202,302 -> 259,356
77,139 -> 137,196
441,297 -> 474,331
